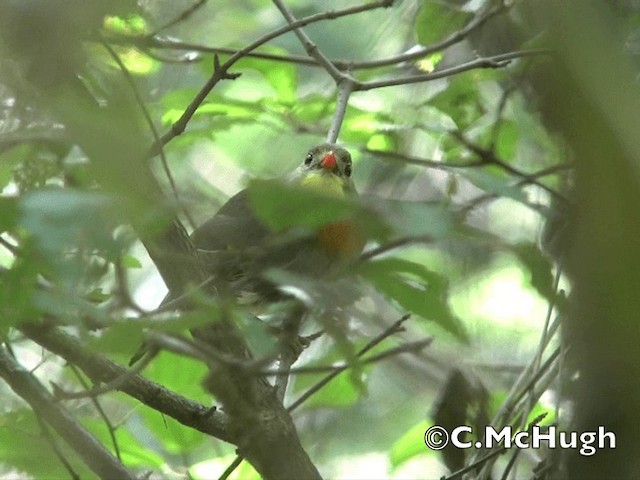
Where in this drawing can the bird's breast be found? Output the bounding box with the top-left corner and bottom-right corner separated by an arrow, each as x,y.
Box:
317,220 -> 365,259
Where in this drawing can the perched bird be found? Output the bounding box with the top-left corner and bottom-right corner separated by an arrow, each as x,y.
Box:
130,143 -> 363,364
191,142 -> 362,302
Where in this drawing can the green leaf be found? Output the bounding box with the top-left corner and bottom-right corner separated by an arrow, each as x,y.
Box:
390,419 -> 432,468
416,52 -> 444,73
343,112 -> 394,144
291,337 -> 379,409
0,144 -> 30,190
162,93 -> 261,126
0,260 -> 40,330
512,242 -> 564,308
0,410 -> 94,478
141,352 -> 210,402
89,320 -> 146,355
367,197 -> 458,239
19,188 -> 118,256
191,456 -> 260,480
247,179 -> 388,239
415,1 -> 473,45
236,49 -> 298,103
82,418 -> 164,468
103,14 -> 148,37
90,310 -> 218,357
233,309 -> 278,358
85,287 -> 112,303
495,120 -> 520,161
292,94 -> 334,122
160,87 -> 199,121
136,360 -> 210,453
115,47 -> 158,75
358,257 -> 466,338
0,196 -> 19,231
121,253 -> 142,269
462,166 -> 529,204
248,179 -> 353,230
430,75 -> 484,129
293,366 -> 365,409
366,133 -> 397,151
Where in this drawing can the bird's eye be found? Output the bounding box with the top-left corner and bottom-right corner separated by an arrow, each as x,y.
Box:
344,164 -> 352,177
304,153 -> 313,165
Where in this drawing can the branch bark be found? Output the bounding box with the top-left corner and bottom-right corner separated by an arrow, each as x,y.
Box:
0,346 -> 137,480
1,4 -> 323,477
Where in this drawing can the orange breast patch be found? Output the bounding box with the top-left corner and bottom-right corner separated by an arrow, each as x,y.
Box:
317,220 -> 365,259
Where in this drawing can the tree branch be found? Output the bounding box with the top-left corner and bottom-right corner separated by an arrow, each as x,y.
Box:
0,346 -> 137,480
107,0 -> 505,72
19,322 -> 234,442
154,0 -> 393,151
260,336 -> 433,376
271,0 -> 351,82
287,314 -> 411,412
327,78 -> 354,143
356,49 -> 551,91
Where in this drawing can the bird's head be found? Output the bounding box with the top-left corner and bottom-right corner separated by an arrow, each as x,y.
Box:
295,143 -> 355,196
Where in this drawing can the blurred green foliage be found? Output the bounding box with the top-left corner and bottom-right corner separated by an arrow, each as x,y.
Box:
0,0 -> 614,478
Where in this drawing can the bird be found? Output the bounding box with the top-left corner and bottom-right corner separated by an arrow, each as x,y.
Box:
191,142 -> 362,302
129,143 -> 363,365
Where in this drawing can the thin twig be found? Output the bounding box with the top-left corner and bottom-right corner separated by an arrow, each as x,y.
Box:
219,314 -> 412,479
459,162 -> 572,216
528,265 -> 564,404
274,303 -> 307,403
149,0 -> 208,37
154,0 -> 393,151
67,364 -> 123,461
108,0 -> 506,72
366,148 -> 486,170
287,314 -> 410,412
100,41 -> 196,228
327,78 -> 354,143
441,413 -> 548,480
0,347 -> 137,480
451,129 -> 567,202
357,49 -> 551,91
217,455 -> 244,480
441,447 -> 506,480
272,0 -> 361,142
0,235 -> 18,254
113,255 -> 147,315
271,0 -> 350,82
19,323 -> 233,443
358,235 -> 435,263
54,349 -> 158,400
489,83 -> 518,150
260,337 -> 433,376
35,414 -> 80,480
106,35 -> 316,65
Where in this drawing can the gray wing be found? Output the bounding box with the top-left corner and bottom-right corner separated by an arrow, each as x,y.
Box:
191,189 -> 269,252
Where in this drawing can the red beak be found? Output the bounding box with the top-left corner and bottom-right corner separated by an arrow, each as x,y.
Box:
321,151 -> 337,170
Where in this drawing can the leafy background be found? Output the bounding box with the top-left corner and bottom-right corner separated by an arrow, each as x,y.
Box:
0,0 -> 638,479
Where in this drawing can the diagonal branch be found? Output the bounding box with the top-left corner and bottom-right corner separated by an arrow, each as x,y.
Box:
271,0 -> 354,82
19,322 -> 234,442
155,0 -> 393,151
148,0 -> 209,37
0,346 -> 137,480
356,49 -> 551,91
109,0 -> 505,71
287,314 -> 411,412
270,0 -> 367,142
219,314 -> 413,479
